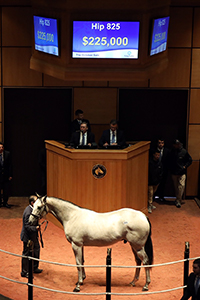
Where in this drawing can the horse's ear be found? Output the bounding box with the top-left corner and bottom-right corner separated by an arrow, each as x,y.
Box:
43,195 -> 47,203
35,192 -> 41,198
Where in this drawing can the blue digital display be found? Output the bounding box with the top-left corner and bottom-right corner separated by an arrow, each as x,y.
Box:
72,21 -> 140,59
33,16 -> 59,56
150,16 -> 170,56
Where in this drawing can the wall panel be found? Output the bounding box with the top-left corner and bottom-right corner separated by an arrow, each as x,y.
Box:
186,161 -> 199,196
109,80 -> 149,87
0,48 -> 1,84
188,125 -> 200,160
150,49 -> 191,88
74,88 -> 117,124
191,49 -> 200,88
44,74 -> 82,87
189,89 -> 200,123
193,8 -> 200,47
168,7 -> 193,48
2,48 -> 42,86
2,7 -> 32,46
84,81 -> 108,87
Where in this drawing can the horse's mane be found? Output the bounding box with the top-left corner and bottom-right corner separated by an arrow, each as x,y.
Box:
48,196 -> 93,211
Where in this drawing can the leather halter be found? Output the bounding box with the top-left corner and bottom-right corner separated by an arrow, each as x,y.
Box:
30,203 -> 47,220
30,204 -> 48,248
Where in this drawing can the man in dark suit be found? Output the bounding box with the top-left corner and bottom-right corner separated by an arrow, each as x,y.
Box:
71,109 -> 91,134
0,142 -> 12,208
98,119 -> 126,148
181,258 -> 200,300
169,139 -> 192,208
155,138 -> 170,201
69,121 -> 95,148
20,195 -> 43,278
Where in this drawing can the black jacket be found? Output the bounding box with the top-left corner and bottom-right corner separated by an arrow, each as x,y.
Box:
0,150 -> 12,181
169,146 -> 192,175
148,157 -> 163,186
181,273 -> 200,300
98,129 -> 126,148
20,205 -> 38,243
69,131 -> 95,147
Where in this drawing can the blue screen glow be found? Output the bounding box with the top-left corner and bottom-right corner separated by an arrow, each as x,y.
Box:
150,16 -> 170,56
34,16 -> 59,56
72,21 -> 140,59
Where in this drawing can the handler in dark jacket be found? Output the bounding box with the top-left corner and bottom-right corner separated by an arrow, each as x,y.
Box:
181,258 -> 200,300
148,149 -> 163,213
20,195 -> 43,278
169,139 -> 192,208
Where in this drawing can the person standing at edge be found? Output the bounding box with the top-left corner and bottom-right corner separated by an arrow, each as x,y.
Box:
155,138 -> 170,202
0,142 -> 12,208
169,139 -> 192,208
148,149 -> 163,213
181,258 -> 200,300
20,195 -> 43,278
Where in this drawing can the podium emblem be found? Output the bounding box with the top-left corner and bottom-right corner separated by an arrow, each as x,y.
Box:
92,164 -> 107,179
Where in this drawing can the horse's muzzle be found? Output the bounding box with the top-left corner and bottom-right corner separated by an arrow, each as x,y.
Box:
28,214 -> 38,226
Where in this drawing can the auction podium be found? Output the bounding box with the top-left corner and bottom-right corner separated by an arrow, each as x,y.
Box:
45,140 -> 150,215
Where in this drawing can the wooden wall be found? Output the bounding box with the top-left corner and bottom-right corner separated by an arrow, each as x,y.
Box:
0,0 -> 200,196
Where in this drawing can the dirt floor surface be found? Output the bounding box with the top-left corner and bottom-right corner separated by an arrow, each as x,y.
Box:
0,197 -> 200,300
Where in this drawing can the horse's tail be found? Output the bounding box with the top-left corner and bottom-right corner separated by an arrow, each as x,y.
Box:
145,217 -> 154,267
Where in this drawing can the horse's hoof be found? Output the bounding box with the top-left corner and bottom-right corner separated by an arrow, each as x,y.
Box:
130,281 -> 136,287
73,287 -> 80,292
142,286 -> 148,291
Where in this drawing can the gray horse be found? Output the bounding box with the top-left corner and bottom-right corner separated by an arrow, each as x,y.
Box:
29,195 -> 153,292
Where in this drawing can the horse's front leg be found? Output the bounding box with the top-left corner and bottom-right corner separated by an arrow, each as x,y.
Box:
71,242 -> 84,292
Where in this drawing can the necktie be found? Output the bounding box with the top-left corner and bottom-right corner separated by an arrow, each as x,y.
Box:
195,277 -> 200,294
82,133 -> 85,145
112,132 -> 115,144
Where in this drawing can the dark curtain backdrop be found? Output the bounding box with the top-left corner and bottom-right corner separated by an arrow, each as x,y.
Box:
4,88 -> 72,196
119,89 -> 188,148
119,89 -> 188,196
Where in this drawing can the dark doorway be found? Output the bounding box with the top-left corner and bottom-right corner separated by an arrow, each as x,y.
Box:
4,88 -> 72,196
119,89 -> 188,196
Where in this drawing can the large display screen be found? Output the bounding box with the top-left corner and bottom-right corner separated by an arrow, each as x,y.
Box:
72,21 -> 140,59
150,16 -> 170,56
33,16 -> 59,56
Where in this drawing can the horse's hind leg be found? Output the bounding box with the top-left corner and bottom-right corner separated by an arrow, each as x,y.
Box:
82,246 -> 86,281
143,266 -> 151,291
71,243 -> 85,292
135,247 -> 151,291
130,248 -> 142,287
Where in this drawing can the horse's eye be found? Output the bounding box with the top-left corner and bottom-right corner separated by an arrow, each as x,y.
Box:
37,206 -> 41,210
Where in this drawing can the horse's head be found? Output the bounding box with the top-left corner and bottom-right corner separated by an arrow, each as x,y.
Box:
29,195 -> 48,225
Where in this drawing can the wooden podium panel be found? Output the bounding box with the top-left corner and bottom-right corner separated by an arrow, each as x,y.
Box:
45,140 -> 150,214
